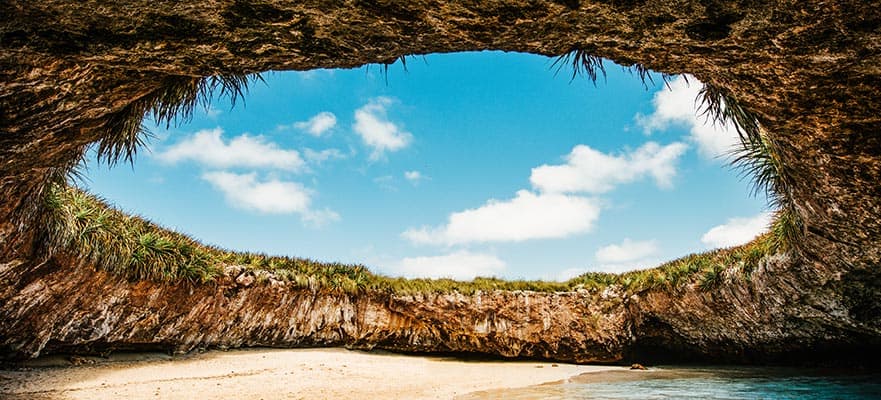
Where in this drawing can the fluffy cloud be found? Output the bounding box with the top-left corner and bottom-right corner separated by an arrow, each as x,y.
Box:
701,212 -> 772,248
402,190 -> 600,246
550,239 -> 663,278
202,171 -> 338,224
294,112 -> 337,137
202,171 -> 310,213
393,251 -> 506,280
402,141 -> 685,246
636,75 -> 740,159
554,267 -> 592,282
303,148 -> 347,164
157,128 -> 304,171
595,239 -> 659,263
592,260 -> 661,274
353,97 -> 413,160
404,170 -> 425,185
555,255 -> 666,280
530,142 -> 688,194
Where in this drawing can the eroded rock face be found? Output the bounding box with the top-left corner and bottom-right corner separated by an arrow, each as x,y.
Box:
0,256 -> 632,363
1,251 -> 878,363
1,0 -> 880,363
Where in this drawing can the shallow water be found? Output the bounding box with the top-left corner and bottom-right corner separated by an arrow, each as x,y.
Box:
460,367 -> 881,399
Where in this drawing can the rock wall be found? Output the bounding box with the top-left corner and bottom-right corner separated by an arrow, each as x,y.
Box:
2,250 -> 878,364
0,255 -> 632,363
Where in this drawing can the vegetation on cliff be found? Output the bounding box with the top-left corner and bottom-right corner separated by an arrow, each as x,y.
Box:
43,183 -> 784,295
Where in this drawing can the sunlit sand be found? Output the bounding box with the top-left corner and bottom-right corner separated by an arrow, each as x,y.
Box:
0,348 -> 623,399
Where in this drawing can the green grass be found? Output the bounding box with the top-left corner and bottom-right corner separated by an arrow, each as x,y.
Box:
42,184 -> 783,295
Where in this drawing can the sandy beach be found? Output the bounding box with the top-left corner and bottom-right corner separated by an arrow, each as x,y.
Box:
0,348 -> 623,399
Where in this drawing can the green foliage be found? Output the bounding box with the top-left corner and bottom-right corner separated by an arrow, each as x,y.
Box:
769,208 -> 803,252
44,185 -> 220,282
698,83 -> 761,145
729,128 -> 803,252
43,184 -> 783,294
698,82 -> 804,252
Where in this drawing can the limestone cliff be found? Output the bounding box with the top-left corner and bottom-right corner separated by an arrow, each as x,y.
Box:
1,0 -> 880,363
2,243 -> 877,363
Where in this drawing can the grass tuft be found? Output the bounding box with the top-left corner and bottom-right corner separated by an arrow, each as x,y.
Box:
368,55 -> 426,85
552,48 -> 606,84
94,73 -> 263,167
697,82 -> 804,252
698,83 -> 761,145
625,63 -> 676,89
552,50 -> 678,91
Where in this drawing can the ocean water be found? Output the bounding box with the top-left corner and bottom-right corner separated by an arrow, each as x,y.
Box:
460,367 -> 881,399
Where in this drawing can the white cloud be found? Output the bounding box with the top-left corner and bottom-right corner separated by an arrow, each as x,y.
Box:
555,256 -> 664,280
205,106 -> 223,119
402,190 -> 600,246
201,171 -> 338,225
701,212 -> 772,248
595,239 -> 659,263
301,208 -> 341,227
157,128 -> 304,171
554,267 -> 592,282
592,260 -> 661,274
401,141 -> 684,247
550,239 -> 663,280
353,97 -> 413,160
294,112 -> 337,137
530,142 -> 688,194
636,75 -> 740,159
303,148 -> 347,164
404,170 -> 425,185
393,251 -> 506,280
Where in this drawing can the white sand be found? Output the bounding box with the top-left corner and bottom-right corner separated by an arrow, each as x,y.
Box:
0,348 -> 623,399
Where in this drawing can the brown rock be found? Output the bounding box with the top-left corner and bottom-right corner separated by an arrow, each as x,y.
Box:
69,356 -> 95,366
235,273 -> 255,287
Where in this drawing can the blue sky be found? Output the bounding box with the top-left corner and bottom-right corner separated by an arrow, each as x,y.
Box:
82,51 -> 771,281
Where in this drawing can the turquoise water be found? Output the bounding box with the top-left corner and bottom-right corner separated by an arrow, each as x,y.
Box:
461,367 -> 881,399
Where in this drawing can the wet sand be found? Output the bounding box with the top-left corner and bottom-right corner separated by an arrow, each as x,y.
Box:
0,348 -> 624,399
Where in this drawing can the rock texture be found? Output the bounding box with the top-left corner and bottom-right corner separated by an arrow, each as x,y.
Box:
1,0 -> 880,363
0,256 -> 632,363
1,249 -> 878,364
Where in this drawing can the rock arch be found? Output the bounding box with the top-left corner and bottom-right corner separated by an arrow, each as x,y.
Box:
1,0 -> 879,362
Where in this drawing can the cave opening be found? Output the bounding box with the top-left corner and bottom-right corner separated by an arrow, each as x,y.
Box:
3,0 -> 879,367
75,51 -> 770,282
